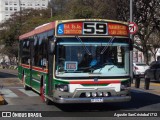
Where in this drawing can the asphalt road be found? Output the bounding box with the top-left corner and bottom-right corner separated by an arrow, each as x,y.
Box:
0,69 -> 160,119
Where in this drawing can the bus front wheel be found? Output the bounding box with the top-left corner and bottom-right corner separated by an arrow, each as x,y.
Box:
40,85 -> 45,102
22,74 -> 30,90
40,83 -> 53,105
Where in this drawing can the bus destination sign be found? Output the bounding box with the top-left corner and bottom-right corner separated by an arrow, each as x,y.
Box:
57,22 -> 128,36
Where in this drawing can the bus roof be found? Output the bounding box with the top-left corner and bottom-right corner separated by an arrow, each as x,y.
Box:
19,22 -> 55,40
56,19 -> 128,25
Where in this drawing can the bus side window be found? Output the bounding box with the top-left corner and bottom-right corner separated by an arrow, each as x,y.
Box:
22,39 -> 30,65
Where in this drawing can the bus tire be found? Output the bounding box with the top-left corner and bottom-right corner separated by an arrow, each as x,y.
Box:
22,74 -> 30,90
45,98 -> 53,105
40,79 -> 53,105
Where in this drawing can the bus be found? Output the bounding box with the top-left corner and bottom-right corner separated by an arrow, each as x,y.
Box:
18,19 -> 132,104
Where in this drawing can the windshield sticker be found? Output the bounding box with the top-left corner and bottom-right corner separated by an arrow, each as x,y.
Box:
64,61 -> 78,71
57,24 -> 64,35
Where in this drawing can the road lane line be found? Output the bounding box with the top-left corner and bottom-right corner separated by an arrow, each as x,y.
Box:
10,88 -> 28,97
18,89 -> 39,97
0,89 -> 18,98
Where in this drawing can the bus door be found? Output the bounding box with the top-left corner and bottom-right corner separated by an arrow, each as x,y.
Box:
29,38 -> 34,86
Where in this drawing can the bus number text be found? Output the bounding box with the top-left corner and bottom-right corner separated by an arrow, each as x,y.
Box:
83,22 -> 108,35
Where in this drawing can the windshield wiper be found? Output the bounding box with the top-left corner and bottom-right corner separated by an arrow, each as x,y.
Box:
108,65 -> 115,71
100,37 -> 115,54
76,36 -> 91,55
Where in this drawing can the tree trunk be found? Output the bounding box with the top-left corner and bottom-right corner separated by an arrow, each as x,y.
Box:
143,48 -> 149,65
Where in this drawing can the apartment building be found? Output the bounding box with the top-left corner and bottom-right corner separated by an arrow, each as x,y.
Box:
0,0 -> 49,23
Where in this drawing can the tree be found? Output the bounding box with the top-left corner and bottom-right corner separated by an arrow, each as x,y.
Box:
63,0 -> 117,19
116,0 -> 160,64
116,0 -> 129,21
133,0 -> 160,64
148,29 -> 160,61
0,8 -> 52,62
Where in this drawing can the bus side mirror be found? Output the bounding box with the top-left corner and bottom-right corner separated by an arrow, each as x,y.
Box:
49,41 -> 55,54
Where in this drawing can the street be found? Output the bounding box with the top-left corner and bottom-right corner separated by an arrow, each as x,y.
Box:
0,69 -> 160,118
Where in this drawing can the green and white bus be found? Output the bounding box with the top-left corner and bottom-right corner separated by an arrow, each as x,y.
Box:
18,19 -> 132,104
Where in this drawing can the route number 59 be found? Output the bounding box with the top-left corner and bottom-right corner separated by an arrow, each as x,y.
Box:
83,22 -> 107,35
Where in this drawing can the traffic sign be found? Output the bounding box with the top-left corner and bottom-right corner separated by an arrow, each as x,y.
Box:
129,22 -> 138,34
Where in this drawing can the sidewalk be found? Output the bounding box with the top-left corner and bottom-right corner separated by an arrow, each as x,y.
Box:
131,80 -> 160,96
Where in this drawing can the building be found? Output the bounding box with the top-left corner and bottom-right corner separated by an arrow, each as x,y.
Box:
0,0 -> 49,23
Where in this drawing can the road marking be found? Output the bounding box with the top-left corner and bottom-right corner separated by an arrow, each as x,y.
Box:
0,88 -> 39,98
0,89 -> 18,98
18,89 -> 39,97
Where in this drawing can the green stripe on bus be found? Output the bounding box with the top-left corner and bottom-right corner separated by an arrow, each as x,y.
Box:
54,79 -> 69,84
82,84 -> 109,87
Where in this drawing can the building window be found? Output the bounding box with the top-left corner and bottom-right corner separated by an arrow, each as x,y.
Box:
9,1 -> 12,5
21,3 -> 25,6
14,7 -> 17,11
28,3 -> 32,6
5,1 -> 8,5
5,7 -> 8,11
35,3 -> 40,6
14,2 -> 17,6
10,7 -> 12,11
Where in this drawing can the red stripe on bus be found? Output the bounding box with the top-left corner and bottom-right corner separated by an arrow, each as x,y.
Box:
69,81 -> 120,84
32,66 -> 48,73
21,64 -> 30,68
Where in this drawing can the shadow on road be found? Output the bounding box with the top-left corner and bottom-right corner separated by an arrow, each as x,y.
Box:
0,71 -> 17,78
53,90 -> 160,112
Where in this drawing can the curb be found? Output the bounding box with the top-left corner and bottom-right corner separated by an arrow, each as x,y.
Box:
0,95 -> 5,105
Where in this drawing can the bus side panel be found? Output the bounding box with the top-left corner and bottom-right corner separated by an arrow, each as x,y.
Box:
23,67 -> 31,86
31,69 -> 48,94
31,69 -> 41,92
18,65 -> 23,80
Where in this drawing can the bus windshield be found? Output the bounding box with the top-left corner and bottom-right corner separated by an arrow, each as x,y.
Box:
56,37 -> 130,77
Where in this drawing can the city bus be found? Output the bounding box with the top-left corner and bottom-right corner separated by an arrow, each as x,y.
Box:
18,19 -> 132,104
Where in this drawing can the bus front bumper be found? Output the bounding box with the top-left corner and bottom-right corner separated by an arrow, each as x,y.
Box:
53,96 -> 131,104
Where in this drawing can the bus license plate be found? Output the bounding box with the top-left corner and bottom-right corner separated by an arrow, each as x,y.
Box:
91,98 -> 103,103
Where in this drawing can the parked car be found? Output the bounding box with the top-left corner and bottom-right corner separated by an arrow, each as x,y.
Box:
145,61 -> 160,81
133,62 -> 149,78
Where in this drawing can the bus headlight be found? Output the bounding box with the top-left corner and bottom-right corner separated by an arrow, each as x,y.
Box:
97,92 -> 103,97
55,84 -> 69,92
91,92 -> 97,97
85,92 -> 91,97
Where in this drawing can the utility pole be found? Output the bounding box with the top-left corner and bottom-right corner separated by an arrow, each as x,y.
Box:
130,0 -> 133,83
18,0 -> 22,35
